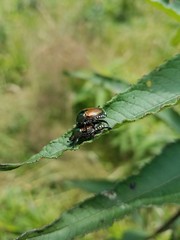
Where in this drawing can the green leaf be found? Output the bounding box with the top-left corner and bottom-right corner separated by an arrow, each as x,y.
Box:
67,68 -> 180,134
121,230 -> 148,240
0,131 -> 72,171
147,0 -> 180,21
171,27 -> 180,46
156,108 -> 180,134
65,71 -> 129,93
63,179 -> 115,193
16,140 -> 180,240
104,54 -> 180,126
1,54 -> 180,171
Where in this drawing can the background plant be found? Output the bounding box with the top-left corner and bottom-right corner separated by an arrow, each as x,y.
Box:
0,0 -> 180,240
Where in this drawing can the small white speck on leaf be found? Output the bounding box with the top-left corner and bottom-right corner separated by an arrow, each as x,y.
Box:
101,190 -> 117,200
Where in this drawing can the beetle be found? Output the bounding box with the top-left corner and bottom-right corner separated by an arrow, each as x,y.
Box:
76,107 -> 108,127
69,122 -> 111,146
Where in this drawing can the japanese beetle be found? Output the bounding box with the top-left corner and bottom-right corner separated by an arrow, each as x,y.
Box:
69,122 -> 110,146
76,107 -> 108,127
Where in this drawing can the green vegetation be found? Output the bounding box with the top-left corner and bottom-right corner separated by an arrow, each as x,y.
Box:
0,0 -> 180,239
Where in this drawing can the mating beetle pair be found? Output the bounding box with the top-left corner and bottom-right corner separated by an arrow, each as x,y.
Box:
69,107 -> 111,146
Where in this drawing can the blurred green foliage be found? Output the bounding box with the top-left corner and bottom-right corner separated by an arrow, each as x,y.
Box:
0,0 -> 179,239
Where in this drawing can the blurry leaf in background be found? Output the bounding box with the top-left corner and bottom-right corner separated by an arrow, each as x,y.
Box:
148,0 -> 180,21
156,108 -> 180,134
104,0 -> 140,23
65,71 -> 129,93
121,230 -> 148,240
65,70 -> 129,112
63,179 -> 115,194
171,27 -> 180,46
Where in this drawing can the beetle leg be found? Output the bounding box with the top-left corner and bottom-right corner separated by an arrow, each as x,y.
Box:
94,120 -> 111,129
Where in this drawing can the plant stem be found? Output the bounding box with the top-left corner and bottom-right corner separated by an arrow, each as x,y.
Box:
148,208 -> 180,239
